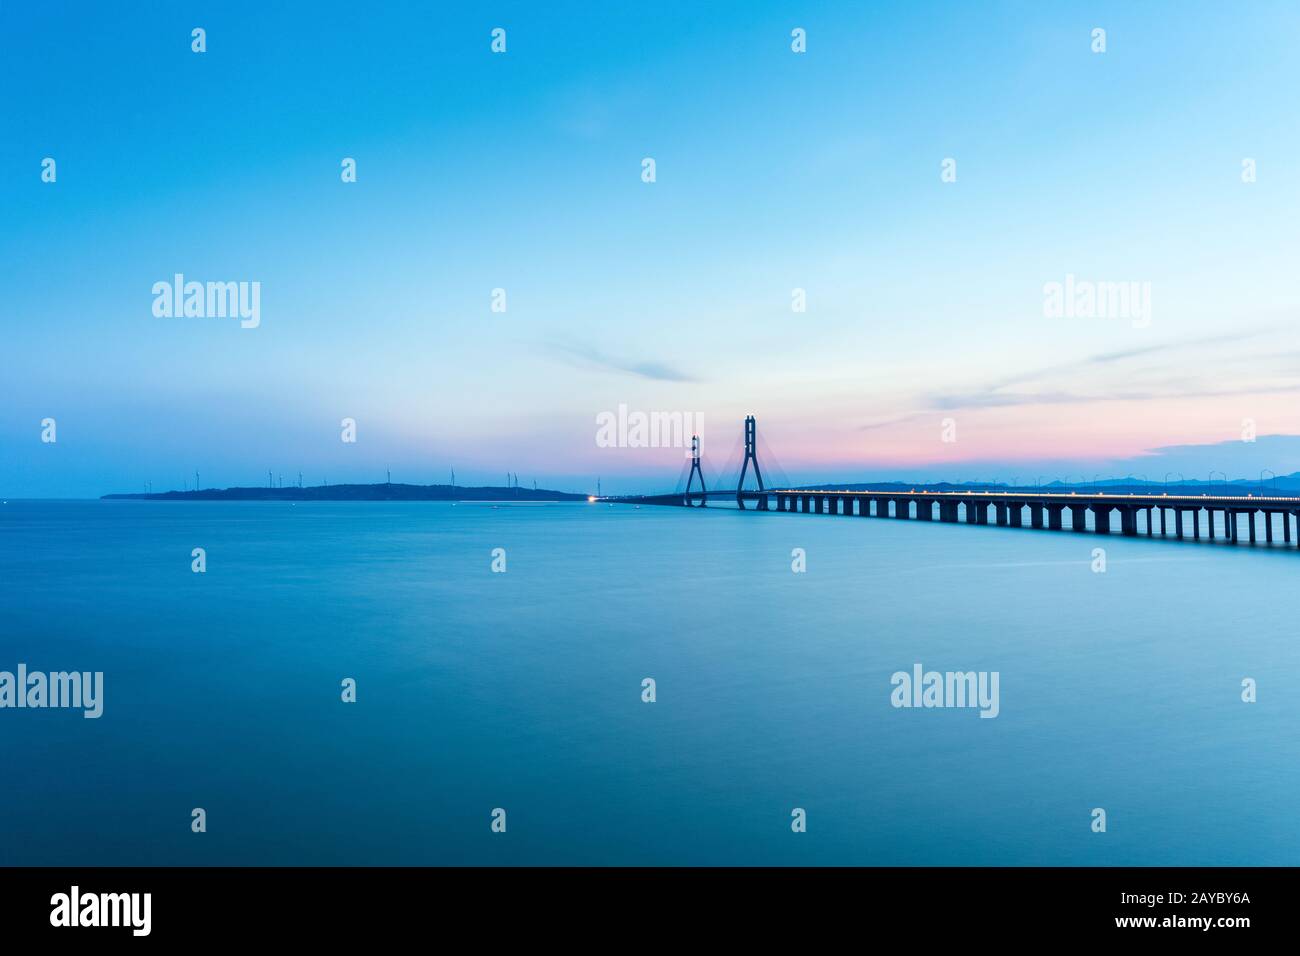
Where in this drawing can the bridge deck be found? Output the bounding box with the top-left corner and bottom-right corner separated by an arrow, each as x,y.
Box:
601,486 -> 1300,549
779,489 -> 1300,506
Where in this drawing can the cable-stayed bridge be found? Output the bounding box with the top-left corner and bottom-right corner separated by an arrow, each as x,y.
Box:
602,417 -> 1300,548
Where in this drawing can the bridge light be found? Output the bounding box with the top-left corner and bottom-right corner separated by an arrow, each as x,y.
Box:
587,496 -> 597,503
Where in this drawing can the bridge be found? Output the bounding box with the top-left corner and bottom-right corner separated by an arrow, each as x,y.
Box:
603,416 -> 1300,548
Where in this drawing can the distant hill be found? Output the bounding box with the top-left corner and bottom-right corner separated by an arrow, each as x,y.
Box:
101,483 -> 588,502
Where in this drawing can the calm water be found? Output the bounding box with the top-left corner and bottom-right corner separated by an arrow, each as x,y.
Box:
2,499 -> 1298,865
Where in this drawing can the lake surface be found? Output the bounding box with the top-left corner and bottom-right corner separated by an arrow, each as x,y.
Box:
2,499 -> 1297,865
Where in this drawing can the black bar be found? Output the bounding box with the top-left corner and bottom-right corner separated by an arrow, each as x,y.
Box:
0,866 -> 1275,942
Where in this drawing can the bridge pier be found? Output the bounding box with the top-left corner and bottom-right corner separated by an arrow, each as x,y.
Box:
738,483 -> 1297,555
1094,506 -> 1111,534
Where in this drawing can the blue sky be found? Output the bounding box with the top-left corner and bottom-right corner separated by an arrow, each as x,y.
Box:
3,1 -> 1299,496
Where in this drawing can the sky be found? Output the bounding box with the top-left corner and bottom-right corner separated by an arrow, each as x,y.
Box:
3,0 -> 1300,497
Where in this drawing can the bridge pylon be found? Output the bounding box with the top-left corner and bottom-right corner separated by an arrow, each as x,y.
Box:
684,434 -> 707,507
737,415 -> 766,508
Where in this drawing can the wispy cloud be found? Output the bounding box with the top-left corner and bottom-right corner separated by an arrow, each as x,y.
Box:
868,325 -> 1300,427
543,342 -> 700,383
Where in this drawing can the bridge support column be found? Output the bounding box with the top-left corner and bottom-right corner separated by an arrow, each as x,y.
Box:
1008,503 -> 1023,527
996,503 -> 1009,526
1072,507 -> 1088,532
1031,506 -> 1044,529
758,494 -> 769,511
1249,511 -> 1257,544
1192,509 -> 1200,539
1047,506 -> 1063,530
895,499 -> 910,519
973,502 -> 989,525
1094,506 -> 1111,533
1286,512 -> 1292,544
1207,509 -> 1214,540
917,500 -> 933,520
1120,506 -> 1137,536
1175,509 -> 1184,539
940,501 -> 958,522
1266,512 -> 1274,543
1227,511 -> 1237,543
875,498 -> 889,518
